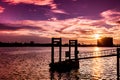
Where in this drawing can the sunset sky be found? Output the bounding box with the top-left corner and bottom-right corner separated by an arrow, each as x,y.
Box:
0,0 -> 120,44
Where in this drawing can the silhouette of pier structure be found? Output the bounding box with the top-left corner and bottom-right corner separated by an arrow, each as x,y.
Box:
49,38 -> 79,72
49,38 -> 120,79
78,49 -> 116,60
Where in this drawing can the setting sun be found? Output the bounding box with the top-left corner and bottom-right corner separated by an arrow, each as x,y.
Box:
94,34 -> 100,39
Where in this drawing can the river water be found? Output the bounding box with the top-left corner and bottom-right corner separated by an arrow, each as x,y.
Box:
0,47 -> 118,80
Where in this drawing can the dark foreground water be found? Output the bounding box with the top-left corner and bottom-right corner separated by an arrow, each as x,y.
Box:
0,47 -> 118,80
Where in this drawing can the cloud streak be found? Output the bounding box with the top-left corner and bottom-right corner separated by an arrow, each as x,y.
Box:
0,6 -> 5,13
0,23 -> 45,31
2,0 -> 68,14
101,10 -> 120,26
3,0 -> 54,6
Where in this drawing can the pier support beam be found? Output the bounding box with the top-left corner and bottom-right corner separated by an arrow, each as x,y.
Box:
51,38 -> 62,64
51,38 -> 54,64
74,40 -> 78,61
69,40 -> 79,61
59,38 -> 62,62
117,48 -> 120,80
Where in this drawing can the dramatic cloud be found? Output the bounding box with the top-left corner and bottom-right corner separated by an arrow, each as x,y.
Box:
3,0 -> 54,6
0,0 -> 120,44
101,10 -> 120,18
0,6 -> 5,13
0,9 -> 120,44
2,0 -> 57,12
2,0 -> 67,14
101,10 -> 120,26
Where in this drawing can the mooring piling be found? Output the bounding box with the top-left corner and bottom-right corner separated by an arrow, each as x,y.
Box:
117,48 -> 120,80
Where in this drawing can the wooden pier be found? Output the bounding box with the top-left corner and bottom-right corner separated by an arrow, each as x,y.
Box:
49,38 -> 120,79
49,38 -> 79,72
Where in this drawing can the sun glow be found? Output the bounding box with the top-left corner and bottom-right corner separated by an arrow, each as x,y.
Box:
94,34 -> 100,39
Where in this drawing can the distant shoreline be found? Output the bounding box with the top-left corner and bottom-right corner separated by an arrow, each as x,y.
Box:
0,45 -> 119,47
0,42 -> 119,47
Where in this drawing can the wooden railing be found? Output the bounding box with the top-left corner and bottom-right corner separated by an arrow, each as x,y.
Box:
78,49 -> 117,59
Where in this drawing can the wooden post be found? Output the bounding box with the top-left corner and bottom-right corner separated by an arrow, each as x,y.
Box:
117,48 -> 120,80
69,40 -> 71,60
59,38 -> 62,62
51,38 -> 54,64
75,40 -> 78,61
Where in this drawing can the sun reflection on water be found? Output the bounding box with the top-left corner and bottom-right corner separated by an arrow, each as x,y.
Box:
94,47 -> 99,51
91,47 -> 103,79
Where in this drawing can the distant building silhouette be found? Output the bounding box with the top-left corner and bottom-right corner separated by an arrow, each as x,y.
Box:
97,37 -> 113,47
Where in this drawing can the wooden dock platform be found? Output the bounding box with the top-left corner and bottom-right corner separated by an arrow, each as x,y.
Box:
49,60 -> 79,72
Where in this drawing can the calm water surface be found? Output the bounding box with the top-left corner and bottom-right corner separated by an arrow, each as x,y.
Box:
0,47 -> 118,80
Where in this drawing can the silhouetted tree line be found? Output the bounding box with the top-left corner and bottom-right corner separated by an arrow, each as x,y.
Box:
0,41 -> 51,47
0,41 -> 119,47
0,41 -> 97,47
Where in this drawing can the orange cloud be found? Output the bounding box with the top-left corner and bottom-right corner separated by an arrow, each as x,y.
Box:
0,6 -> 5,13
